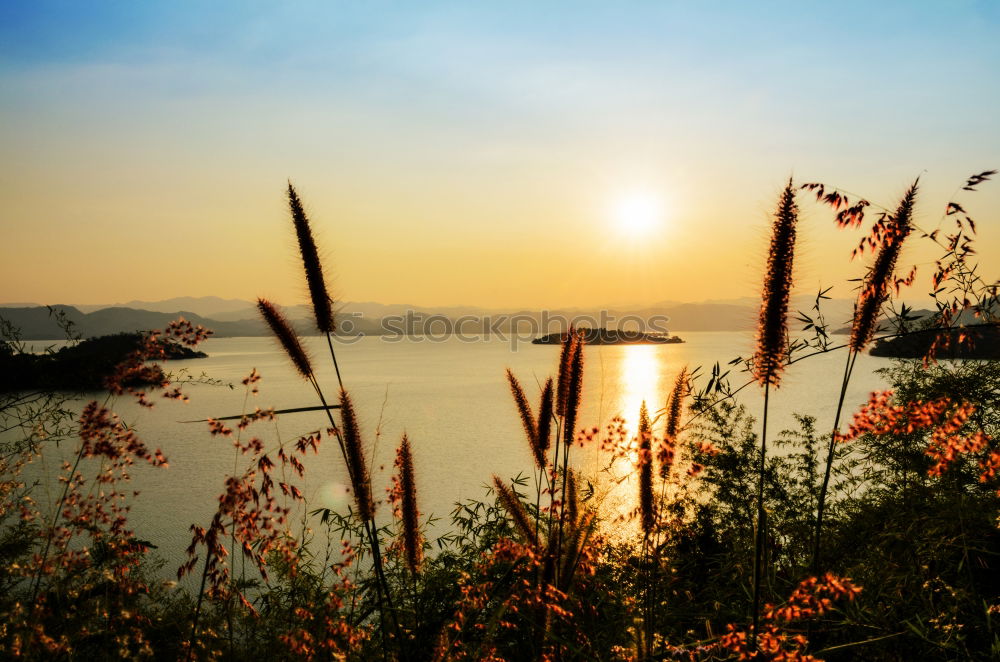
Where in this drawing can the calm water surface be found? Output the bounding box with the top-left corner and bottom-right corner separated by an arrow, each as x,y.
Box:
20,333 -> 892,575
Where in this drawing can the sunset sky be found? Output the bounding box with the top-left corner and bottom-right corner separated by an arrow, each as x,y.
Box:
2,1 -> 999,309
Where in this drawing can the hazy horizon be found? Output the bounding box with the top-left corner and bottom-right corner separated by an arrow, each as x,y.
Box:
0,291 -> 936,313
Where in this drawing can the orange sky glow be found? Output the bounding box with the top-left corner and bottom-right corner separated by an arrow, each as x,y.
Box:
2,2 -> 998,309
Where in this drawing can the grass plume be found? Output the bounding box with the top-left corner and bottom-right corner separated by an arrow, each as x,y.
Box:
660,368 -> 686,479
535,378 -> 554,470
751,180 -> 797,649
814,179 -> 920,576
561,333 -> 584,447
849,179 -> 919,352
506,369 -> 538,457
638,402 -> 655,537
555,327 -> 576,417
493,475 -> 539,547
753,179 -> 798,387
256,298 -> 313,379
287,183 -> 335,333
339,389 -> 375,520
397,433 -> 422,574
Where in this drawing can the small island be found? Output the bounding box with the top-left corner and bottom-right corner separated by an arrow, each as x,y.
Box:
532,328 -> 684,345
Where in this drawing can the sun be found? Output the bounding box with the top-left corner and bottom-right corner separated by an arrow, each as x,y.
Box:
611,192 -> 664,237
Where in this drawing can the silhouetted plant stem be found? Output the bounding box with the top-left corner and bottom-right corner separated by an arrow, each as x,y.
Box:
556,437 -> 571,584
547,417 -> 562,563
325,331 -> 345,392
642,533 -> 654,660
748,183 -> 797,649
812,349 -> 858,574
534,464 -> 544,539
555,334 -> 583,585
308,379 -> 398,647
187,557 -> 212,661
751,381 -> 770,650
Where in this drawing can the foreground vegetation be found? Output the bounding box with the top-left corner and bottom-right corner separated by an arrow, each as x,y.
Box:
2,175 -> 999,660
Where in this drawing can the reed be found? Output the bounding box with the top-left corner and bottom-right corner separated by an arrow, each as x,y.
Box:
753,179 -> 798,388
397,434 -> 422,575
562,333 -> 584,448
555,327 -> 576,417
751,180 -> 798,648
557,510 -> 595,593
493,475 -> 539,547
287,184 -> 344,390
660,368 -> 686,480
257,298 -> 313,379
638,402 -> 655,537
849,180 -> 919,352
506,369 -> 538,458
813,180 -> 919,575
339,389 -> 375,520
287,182 -> 335,334
555,331 -> 584,582
536,378 -> 554,470
266,185 -> 398,643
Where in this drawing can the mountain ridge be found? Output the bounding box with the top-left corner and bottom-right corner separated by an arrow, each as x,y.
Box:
0,297 -> 867,340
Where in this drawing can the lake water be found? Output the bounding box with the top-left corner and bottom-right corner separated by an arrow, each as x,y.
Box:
16,332 -> 893,576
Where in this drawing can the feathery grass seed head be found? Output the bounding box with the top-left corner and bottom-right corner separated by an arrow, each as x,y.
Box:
660,367 -> 687,479
850,180 -> 919,352
339,389 -> 375,520
638,402 -> 655,536
535,378 -> 554,469
492,475 -> 538,547
753,180 -> 798,387
562,332 -> 584,446
397,434 -> 422,574
257,298 -> 313,379
506,369 -> 538,458
287,183 -> 335,333
556,327 -> 576,417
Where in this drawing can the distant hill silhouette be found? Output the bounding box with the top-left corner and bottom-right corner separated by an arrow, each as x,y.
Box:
0,306 -> 381,340
0,295 -> 916,339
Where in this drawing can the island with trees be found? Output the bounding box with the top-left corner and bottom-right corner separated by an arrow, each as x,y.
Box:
0,332 -> 207,392
532,327 -> 684,345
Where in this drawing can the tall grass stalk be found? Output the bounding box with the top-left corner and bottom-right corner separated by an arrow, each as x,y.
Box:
751,381 -> 770,646
535,378 -> 555,535
263,184 -> 406,651
285,185 -> 402,641
811,350 -> 856,575
545,330 -> 575,577
750,180 -> 798,647
637,402 -> 655,659
556,331 -> 583,586
812,180 -> 918,574
397,434 -> 422,577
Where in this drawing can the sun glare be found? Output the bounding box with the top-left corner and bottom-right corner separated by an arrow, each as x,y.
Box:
612,192 -> 664,237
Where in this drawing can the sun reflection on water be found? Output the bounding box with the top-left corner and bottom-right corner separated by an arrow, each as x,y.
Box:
591,344 -> 672,531
618,344 -> 666,437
